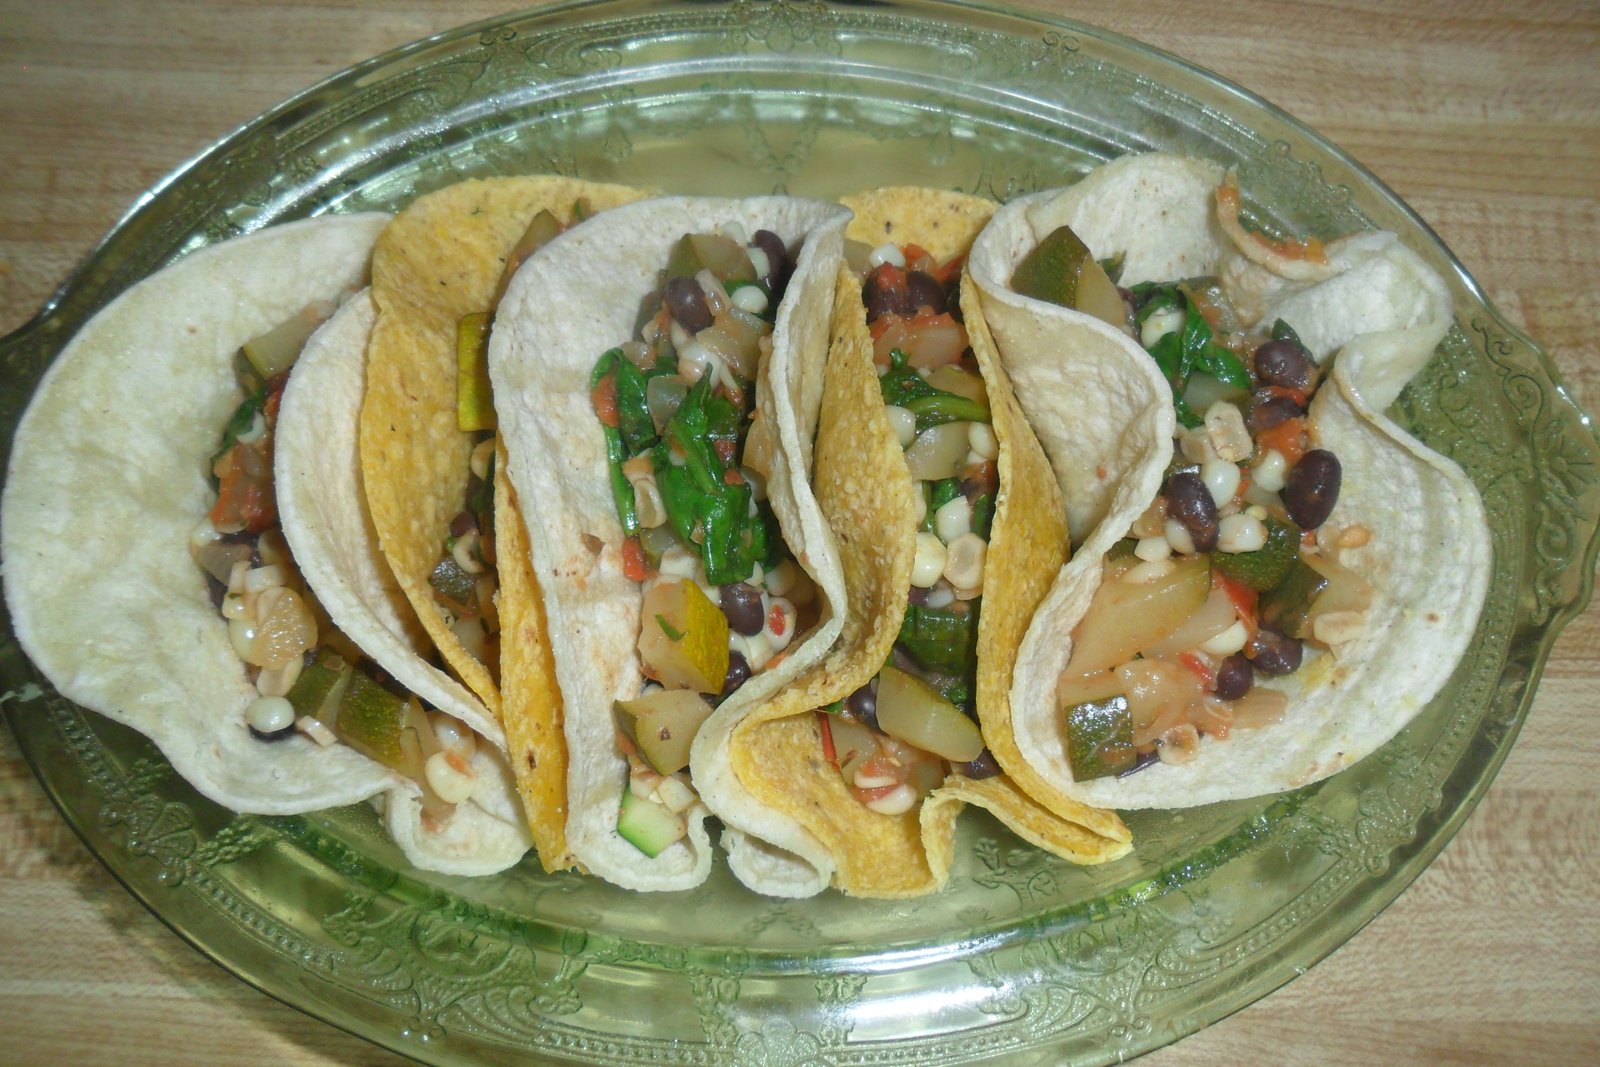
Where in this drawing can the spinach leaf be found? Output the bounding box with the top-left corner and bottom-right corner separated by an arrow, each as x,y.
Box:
655,377 -> 761,585
878,349 -> 990,430
1131,282 -> 1250,428
612,355 -> 657,454
590,350 -> 638,536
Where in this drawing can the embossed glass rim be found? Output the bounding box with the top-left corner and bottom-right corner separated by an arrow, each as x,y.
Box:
2,1 -> 1597,1065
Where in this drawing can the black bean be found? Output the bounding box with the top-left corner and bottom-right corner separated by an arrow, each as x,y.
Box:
1248,625 -> 1303,676
1253,338 -> 1315,391
719,582 -> 766,636
906,270 -> 947,314
1283,449 -> 1342,530
720,651 -> 752,699
751,230 -> 790,295
845,682 -> 879,730
906,584 -> 931,606
249,724 -> 295,743
1214,654 -> 1254,700
1166,470 -> 1219,551
862,266 -> 916,323
1248,390 -> 1303,434
450,509 -> 478,538
944,275 -> 965,321
1116,750 -> 1160,778
665,275 -> 713,333
954,749 -> 1002,780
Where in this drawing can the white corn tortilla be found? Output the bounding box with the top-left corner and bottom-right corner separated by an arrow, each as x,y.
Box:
277,291 -> 530,873
491,196 -> 850,892
2,215 -> 529,874
970,153 -> 1492,808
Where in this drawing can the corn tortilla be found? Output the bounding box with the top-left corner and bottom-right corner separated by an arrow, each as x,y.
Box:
359,177 -> 646,863
727,189 -> 1130,898
969,153 -> 1492,808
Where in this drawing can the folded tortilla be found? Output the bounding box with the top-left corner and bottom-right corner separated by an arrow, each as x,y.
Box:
357,177 -> 647,871
969,153 -> 1493,808
707,189 -> 1131,900
1,215 -> 529,874
276,290 -> 531,874
490,195 -> 852,892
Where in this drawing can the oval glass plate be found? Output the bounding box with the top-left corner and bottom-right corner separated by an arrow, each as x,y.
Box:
3,2 -> 1597,1064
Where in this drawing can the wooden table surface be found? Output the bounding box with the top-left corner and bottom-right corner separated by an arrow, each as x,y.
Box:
2,1 -> 1596,1063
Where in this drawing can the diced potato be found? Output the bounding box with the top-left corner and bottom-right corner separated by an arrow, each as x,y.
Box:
925,365 -> 988,405
1116,659 -> 1206,743
1056,668 -> 1127,710
1142,582 -> 1237,658
637,579 -> 730,694
827,715 -> 880,771
1065,554 -> 1212,675
615,689 -> 715,776
903,422 -> 971,480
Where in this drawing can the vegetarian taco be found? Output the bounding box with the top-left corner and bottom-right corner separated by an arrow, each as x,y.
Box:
968,152 -> 1492,808
693,189 -> 1131,898
490,195 -> 854,892
2,215 -> 531,873
356,177 -> 647,870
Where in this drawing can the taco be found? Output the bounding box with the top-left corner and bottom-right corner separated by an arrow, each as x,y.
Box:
688,189 -> 1131,899
356,177 -> 647,870
1,216 -> 530,874
491,195 -> 855,892
967,153 -> 1493,808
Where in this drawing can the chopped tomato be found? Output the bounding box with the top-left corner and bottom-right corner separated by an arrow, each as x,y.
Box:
899,243 -> 934,274
713,437 -> 737,466
869,262 -> 910,310
849,781 -> 903,806
1262,384 -> 1312,408
933,253 -> 966,288
1256,416 -> 1309,465
1217,181 -> 1328,264
817,711 -> 837,767
1216,570 -> 1259,632
620,537 -> 650,582
874,311 -> 968,370
767,603 -> 788,638
1178,652 -> 1216,687
856,752 -> 907,784
590,373 -> 619,429
210,445 -> 275,533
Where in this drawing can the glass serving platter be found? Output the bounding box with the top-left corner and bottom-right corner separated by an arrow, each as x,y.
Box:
2,2 -> 1597,1064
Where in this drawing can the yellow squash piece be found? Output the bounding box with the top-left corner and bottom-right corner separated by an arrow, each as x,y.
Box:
455,312 -> 495,432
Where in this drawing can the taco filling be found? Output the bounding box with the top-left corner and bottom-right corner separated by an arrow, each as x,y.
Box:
590,224 -> 817,855
422,205 -> 590,679
1014,234 -> 1371,780
193,303 -> 486,825
815,241 -> 1005,814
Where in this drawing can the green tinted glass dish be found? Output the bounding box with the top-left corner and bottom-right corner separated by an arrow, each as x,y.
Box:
2,2 -> 1596,1064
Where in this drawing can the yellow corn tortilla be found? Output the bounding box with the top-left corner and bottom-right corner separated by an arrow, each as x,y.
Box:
727,190 -> 1129,898
359,177 -> 646,863
494,437 -> 575,872
360,176 -> 646,715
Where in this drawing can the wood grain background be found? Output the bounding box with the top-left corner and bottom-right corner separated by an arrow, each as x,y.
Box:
1,1 -> 1596,1063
